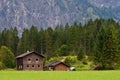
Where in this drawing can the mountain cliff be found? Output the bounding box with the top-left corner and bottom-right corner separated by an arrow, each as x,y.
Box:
0,0 -> 120,31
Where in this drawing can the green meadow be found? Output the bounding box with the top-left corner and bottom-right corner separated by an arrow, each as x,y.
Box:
0,71 -> 120,80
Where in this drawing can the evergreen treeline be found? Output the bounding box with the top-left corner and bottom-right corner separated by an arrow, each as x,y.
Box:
0,18 -> 120,69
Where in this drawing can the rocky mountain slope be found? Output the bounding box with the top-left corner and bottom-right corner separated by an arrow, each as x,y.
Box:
0,0 -> 120,32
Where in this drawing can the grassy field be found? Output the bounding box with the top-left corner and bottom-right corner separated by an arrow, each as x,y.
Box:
0,71 -> 120,80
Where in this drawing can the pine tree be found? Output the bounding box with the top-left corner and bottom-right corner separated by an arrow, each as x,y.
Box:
38,28 -> 45,54
17,28 -> 30,55
94,26 -> 107,69
44,27 -> 53,59
94,25 -> 120,69
29,26 -> 38,51
103,25 -> 120,69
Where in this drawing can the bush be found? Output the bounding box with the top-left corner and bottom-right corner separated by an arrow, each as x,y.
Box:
64,56 -> 77,66
0,46 -> 15,68
77,46 -> 84,60
69,52 -> 76,56
48,57 -> 65,63
82,59 -> 88,65
0,62 -> 6,70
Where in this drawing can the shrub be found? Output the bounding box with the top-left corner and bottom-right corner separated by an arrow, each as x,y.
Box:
82,59 -> 88,65
0,62 -> 6,70
0,46 -> 15,68
82,60 -> 88,65
48,57 -> 65,63
64,56 -> 77,66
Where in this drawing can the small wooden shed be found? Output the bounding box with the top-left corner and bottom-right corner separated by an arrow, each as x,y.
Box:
16,51 -> 44,70
45,61 -> 70,71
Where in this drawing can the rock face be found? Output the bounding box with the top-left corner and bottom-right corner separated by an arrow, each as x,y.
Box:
0,0 -> 120,31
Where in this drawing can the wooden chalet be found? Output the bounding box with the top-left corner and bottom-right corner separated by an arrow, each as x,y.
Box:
16,51 -> 44,70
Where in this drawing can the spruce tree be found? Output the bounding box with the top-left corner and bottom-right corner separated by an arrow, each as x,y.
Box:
103,25 -> 120,69
94,26 -> 106,69
94,25 -> 120,69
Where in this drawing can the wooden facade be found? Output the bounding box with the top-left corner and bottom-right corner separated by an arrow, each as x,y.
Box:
45,61 -> 70,71
16,51 -> 44,70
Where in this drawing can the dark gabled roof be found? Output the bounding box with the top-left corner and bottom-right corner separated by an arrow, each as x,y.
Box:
16,51 -> 44,59
46,61 -> 70,67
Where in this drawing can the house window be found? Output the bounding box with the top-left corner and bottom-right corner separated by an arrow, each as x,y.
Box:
27,65 -> 29,67
38,65 -> 40,68
28,58 -> 31,63
28,58 -> 31,61
36,59 -> 39,63
32,65 -> 34,67
36,59 -> 38,61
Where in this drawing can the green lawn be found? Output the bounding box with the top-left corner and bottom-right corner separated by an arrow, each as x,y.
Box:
0,71 -> 120,80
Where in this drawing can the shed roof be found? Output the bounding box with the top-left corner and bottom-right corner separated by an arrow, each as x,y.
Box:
16,51 -> 44,59
46,61 -> 70,67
